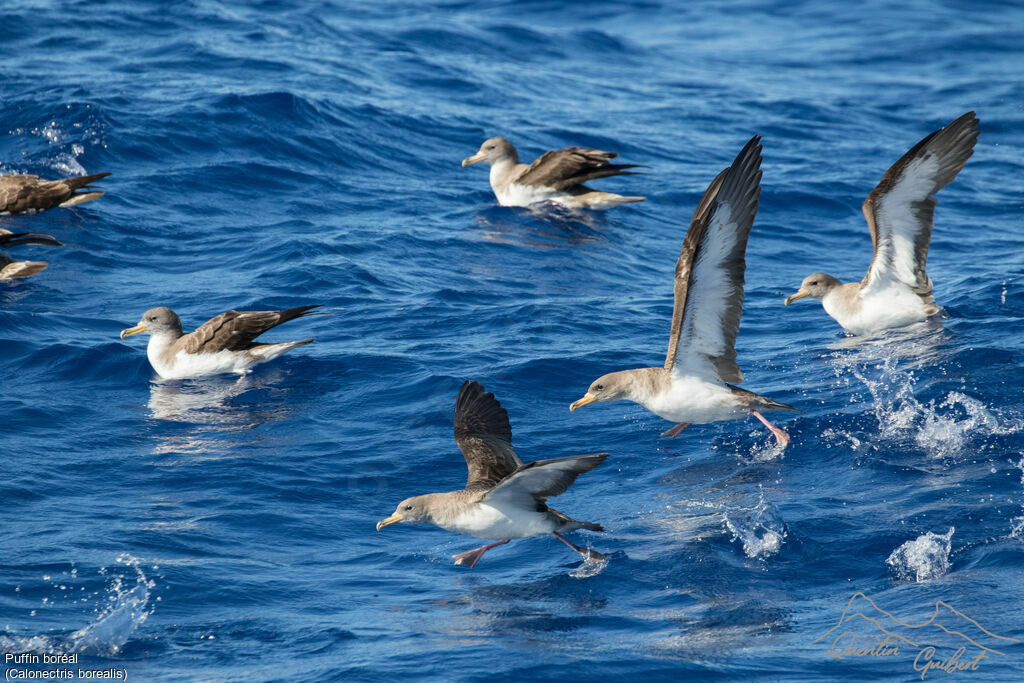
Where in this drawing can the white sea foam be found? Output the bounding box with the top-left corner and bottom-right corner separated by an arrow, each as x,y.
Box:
886,527 -> 954,582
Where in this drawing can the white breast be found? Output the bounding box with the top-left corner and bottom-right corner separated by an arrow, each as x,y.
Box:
494,181 -> 570,208
147,341 -> 251,379
643,374 -> 748,424
824,285 -> 933,336
439,502 -> 555,540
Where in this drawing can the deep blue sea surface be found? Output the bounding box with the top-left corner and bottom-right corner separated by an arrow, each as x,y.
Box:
3,0 -> 1024,680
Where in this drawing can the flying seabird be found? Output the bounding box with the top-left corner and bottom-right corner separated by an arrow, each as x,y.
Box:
569,136 -> 797,447
784,112 -> 979,335
461,137 -> 646,210
0,228 -> 63,280
0,172 -> 111,214
120,305 -> 321,379
377,381 -> 607,568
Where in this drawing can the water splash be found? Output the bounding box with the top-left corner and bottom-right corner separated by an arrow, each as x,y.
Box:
568,553 -> 609,579
1009,457 -> 1024,540
848,356 -> 1020,459
723,489 -> 786,560
886,527 -> 954,582
0,555 -> 155,657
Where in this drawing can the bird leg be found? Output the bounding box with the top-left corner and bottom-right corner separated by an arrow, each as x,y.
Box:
660,422 -> 691,438
552,532 -> 605,563
751,411 -> 790,448
452,539 -> 510,568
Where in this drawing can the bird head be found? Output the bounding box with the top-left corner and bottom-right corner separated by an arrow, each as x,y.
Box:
461,137 -> 516,167
784,273 -> 842,305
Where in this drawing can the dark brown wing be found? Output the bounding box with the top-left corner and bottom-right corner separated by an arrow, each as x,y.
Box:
180,304 -> 321,353
0,173 -> 110,213
861,112 -> 979,301
0,230 -> 63,248
665,135 -> 762,383
453,380 -> 523,492
515,147 -> 645,190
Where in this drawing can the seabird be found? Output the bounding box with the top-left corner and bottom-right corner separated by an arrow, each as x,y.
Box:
461,137 -> 645,210
0,172 -> 111,213
120,305 -> 321,379
377,381 -> 607,568
0,228 -> 63,280
569,136 -> 797,447
784,112 -> 979,335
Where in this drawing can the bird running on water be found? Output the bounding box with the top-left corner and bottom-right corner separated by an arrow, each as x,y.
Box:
462,137 -> 646,210
377,381 -> 607,568
0,172 -> 111,213
784,112 -> 979,335
570,136 -> 797,447
120,304 -> 321,379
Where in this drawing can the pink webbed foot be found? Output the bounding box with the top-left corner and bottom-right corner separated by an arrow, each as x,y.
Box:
751,411 -> 790,448
552,532 -> 605,563
452,539 -> 510,568
660,422 -> 691,438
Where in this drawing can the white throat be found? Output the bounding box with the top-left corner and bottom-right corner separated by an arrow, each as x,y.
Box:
145,332 -> 178,369
488,158 -> 517,193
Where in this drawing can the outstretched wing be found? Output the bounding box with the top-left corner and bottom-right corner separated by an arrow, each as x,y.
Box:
181,305 -> 321,353
665,135 -> 762,382
453,380 -> 523,491
861,112 -> 979,302
515,146 -> 644,190
484,453 -> 608,504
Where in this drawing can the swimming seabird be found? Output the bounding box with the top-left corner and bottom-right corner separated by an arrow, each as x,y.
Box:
377,381 -> 607,568
570,136 -> 797,447
784,112 -> 979,335
0,228 -> 63,280
461,137 -> 646,210
120,305 -> 321,379
0,172 -> 111,213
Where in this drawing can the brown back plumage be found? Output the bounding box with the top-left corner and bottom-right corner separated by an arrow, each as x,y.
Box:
453,380 -> 523,492
861,111 -> 979,301
180,304 -> 322,354
516,146 -> 645,190
665,135 -> 762,382
0,172 -> 111,213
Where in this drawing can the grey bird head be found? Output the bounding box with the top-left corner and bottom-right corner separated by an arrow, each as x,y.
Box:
377,495 -> 435,531
785,273 -> 843,305
569,370 -> 637,412
462,137 -> 517,167
120,306 -> 183,339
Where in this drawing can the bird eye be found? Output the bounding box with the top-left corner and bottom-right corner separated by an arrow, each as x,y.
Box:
404,505 -> 413,511
486,145 -> 495,150
595,384 -> 605,391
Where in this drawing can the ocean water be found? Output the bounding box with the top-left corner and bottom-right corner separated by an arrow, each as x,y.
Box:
2,0 -> 1024,680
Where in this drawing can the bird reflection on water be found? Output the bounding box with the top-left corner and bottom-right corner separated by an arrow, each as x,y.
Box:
145,370 -> 294,457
